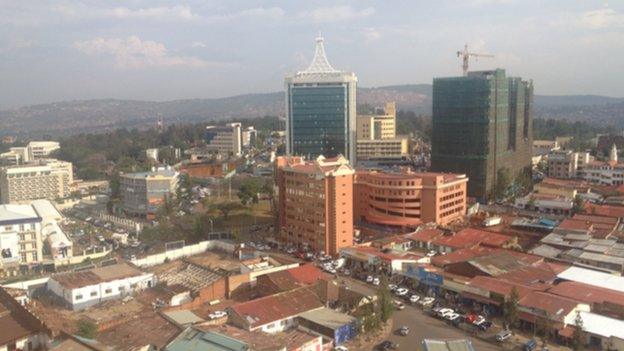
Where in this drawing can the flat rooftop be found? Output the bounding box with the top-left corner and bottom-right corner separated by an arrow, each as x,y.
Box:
52,263 -> 147,289
298,308 -> 356,330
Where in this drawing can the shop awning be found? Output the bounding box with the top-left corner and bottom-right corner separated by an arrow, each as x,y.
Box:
461,292 -> 501,306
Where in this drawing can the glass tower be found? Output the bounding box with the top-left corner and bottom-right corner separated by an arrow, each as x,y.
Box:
431,69 -> 533,200
285,36 -> 357,163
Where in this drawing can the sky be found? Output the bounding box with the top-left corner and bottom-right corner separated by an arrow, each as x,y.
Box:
1,0 -> 623,107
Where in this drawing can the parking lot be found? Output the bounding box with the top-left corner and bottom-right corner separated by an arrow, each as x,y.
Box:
338,276 -> 505,351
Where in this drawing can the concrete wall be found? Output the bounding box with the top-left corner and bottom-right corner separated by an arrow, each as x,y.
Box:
48,273 -> 155,311
132,240 -> 236,268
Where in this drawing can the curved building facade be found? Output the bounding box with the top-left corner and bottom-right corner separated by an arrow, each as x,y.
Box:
354,169 -> 468,228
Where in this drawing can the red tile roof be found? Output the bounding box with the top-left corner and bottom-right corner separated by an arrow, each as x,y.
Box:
573,213 -> 619,225
496,262 -> 568,287
431,228 -> 512,250
430,246 -> 494,267
467,276 -> 534,299
547,281 -> 624,308
0,288 -> 48,346
287,264 -> 326,285
344,245 -> 420,262
557,218 -> 592,231
582,203 -> 624,219
519,292 -> 580,319
405,228 -> 445,242
228,287 -> 323,329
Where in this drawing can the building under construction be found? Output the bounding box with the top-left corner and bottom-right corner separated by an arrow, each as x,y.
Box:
430,69 -> 533,200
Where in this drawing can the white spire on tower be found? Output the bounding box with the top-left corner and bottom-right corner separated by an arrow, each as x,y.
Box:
298,34 -> 340,75
610,143 -> 618,163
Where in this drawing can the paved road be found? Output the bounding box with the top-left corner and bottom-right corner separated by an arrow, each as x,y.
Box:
339,277 -> 504,351
388,305 -> 503,351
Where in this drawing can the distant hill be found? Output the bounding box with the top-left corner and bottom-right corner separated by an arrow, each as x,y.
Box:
1,84 -> 622,137
534,95 -> 624,107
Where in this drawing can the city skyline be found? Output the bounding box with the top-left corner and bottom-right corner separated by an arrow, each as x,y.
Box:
1,1 -> 623,108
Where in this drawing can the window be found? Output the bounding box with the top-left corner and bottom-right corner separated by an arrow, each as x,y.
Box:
90,291 -> 97,297
119,286 -> 126,292
105,288 -> 112,294
75,294 -> 83,300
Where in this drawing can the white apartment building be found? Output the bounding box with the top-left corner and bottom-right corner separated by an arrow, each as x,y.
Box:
356,138 -> 409,161
546,149 -> 591,179
47,263 -> 155,310
356,102 -> 397,140
0,160 -> 73,204
205,123 -> 243,156
242,126 -> 257,148
0,142 -> 60,166
0,204 -> 43,276
0,147 -> 31,166
27,141 -> 60,158
583,144 -> 624,186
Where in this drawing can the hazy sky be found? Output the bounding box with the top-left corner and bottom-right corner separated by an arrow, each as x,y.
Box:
1,0 -> 623,107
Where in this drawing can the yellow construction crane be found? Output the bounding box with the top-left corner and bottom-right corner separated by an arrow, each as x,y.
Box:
456,44 -> 494,76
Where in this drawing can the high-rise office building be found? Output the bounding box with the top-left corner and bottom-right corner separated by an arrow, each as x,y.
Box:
431,69 -> 533,200
275,155 -> 354,255
285,36 -> 357,163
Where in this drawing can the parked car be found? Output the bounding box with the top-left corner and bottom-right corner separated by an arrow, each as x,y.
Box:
524,339 -> 537,351
478,321 -> 493,331
377,341 -> 399,350
366,275 -> 374,283
399,326 -> 410,336
393,300 -> 405,310
372,277 -> 380,286
437,308 -> 455,318
420,297 -> 435,307
409,295 -> 420,304
472,315 -> 486,326
495,330 -> 513,342
208,311 -> 227,320
445,312 -> 462,322
395,288 -> 409,296
333,346 -> 348,351
388,284 -> 397,291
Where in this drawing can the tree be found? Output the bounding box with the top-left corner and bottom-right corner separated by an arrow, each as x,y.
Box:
357,304 -> 381,335
503,287 -> 520,328
213,201 -> 244,220
192,215 -> 207,242
238,178 -> 262,205
537,312 -> 554,346
377,276 -> 394,323
571,311 -> 585,351
76,319 -> 98,339
493,168 -> 511,200
572,196 -> 585,215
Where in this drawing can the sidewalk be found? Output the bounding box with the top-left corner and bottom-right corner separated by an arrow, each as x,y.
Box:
475,318 -> 572,351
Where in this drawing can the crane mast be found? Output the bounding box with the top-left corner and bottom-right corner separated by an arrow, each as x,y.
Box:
456,44 -> 494,76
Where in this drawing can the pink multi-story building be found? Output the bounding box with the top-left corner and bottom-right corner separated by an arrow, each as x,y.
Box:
275,155 -> 354,255
354,169 -> 468,229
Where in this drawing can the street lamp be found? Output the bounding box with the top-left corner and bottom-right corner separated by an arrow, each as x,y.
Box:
208,218 -> 214,233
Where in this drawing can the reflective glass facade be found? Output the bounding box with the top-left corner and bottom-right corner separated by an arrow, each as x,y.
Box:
288,83 -> 350,159
431,69 -> 533,200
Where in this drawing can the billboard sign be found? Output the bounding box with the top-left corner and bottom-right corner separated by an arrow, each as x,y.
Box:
0,233 -> 20,263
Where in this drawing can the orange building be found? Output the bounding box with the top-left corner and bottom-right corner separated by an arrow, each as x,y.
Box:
275,155 -> 354,255
354,169 -> 468,228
